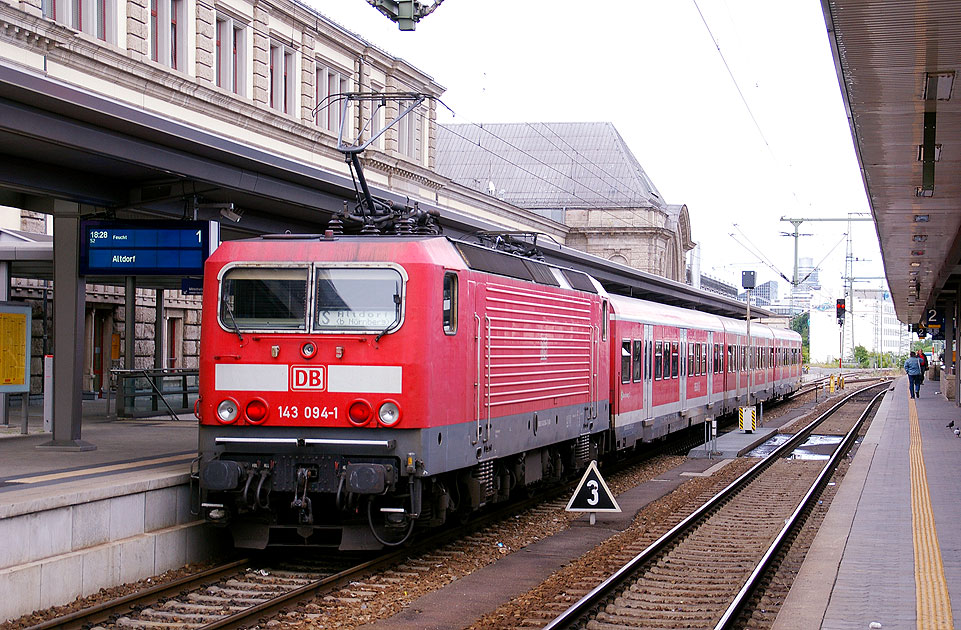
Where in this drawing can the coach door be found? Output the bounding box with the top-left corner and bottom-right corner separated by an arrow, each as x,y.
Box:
643,324 -> 653,422
679,329 -> 688,409
707,331 -> 715,402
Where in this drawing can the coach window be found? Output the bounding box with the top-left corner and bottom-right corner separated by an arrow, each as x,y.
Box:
443,272 -> 458,334
663,342 -> 671,379
632,340 -> 643,382
671,342 -> 679,378
654,341 -> 663,380
220,267 -> 308,330
621,341 -> 632,384
646,340 -> 652,380
315,267 -> 403,332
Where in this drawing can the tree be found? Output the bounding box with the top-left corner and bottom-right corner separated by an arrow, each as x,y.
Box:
854,345 -> 870,367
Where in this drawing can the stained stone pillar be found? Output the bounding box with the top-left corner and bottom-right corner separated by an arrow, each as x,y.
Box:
251,2 -> 269,105
300,32 -> 315,122
127,0 -> 148,58
196,1 -> 215,83
19,0 -> 41,18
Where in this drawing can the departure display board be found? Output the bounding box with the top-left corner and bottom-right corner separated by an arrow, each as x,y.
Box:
0,302 -> 31,393
80,220 -> 218,275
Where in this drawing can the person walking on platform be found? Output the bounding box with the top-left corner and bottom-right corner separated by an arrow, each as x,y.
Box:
905,351 -> 923,399
918,351 -> 928,388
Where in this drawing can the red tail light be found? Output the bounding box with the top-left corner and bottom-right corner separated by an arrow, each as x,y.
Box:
348,399 -> 372,426
246,398 -> 269,424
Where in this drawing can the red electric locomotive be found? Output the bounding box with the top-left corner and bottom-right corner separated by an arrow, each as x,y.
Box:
197,234 -> 610,549
196,233 -> 801,550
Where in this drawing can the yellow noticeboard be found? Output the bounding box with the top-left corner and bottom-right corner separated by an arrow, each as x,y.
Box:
0,303 -> 32,393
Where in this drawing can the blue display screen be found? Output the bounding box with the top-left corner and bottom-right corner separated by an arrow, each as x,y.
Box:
80,220 -> 214,275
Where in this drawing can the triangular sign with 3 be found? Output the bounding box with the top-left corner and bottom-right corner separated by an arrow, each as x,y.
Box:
565,460 -> 621,513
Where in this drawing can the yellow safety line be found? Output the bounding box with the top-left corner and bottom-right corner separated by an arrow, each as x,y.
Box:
7,453 -> 194,484
909,398 -> 954,630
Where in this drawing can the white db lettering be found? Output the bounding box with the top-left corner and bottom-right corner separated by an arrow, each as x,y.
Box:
291,366 -> 324,390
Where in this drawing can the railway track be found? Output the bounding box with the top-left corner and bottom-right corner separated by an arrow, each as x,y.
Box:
21,479 -> 585,630
540,381 -> 888,630
20,379 -> 872,630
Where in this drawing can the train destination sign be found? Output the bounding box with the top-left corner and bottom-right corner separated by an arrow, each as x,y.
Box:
80,220 -> 219,276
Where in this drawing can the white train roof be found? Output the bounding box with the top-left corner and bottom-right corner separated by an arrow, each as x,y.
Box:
609,294 -> 799,343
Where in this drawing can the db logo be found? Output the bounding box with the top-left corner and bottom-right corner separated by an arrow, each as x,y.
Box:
291,366 -> 325,390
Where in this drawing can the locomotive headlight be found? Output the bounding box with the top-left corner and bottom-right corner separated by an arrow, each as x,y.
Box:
245,398 -> 269,424
378,401 -> 401,426
216,398 -> 239,424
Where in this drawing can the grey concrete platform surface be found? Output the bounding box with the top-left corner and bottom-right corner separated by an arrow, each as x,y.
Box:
0,398 -> 227,623
688,425 -> 778,458
774,376 -> 961,630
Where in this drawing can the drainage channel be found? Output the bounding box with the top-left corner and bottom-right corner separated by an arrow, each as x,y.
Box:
747,433 -> 847,460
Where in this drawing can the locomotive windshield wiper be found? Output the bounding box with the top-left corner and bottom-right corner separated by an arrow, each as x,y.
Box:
374,294 -> 402,342
223,302 -> 244,343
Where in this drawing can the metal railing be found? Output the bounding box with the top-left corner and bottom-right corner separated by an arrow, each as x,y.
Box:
112,368 -> 199,419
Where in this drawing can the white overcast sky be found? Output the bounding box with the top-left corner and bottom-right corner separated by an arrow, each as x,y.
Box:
309,0 -> 884,300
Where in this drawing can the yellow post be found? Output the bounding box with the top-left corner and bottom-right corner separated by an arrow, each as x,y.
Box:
829,375 -> 836,393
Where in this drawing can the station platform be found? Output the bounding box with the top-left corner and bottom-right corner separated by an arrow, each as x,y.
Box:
0,398 -> 226,623
774,376 -> 961,629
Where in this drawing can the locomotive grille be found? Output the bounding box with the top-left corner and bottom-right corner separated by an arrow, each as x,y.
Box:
575,434 -> 591,462
473,460 -> 495,500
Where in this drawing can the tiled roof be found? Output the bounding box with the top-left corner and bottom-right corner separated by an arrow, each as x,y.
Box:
435,122 -> 662,209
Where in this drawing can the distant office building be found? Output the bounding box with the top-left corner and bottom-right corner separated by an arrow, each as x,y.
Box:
700,274 -> 739,299
809,288 -> 901,362
738,280 -> 779,307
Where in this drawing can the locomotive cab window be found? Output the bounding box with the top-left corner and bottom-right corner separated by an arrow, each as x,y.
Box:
220,267 -> 308,330
443,272 -> 458,334
314,267 -> 404,332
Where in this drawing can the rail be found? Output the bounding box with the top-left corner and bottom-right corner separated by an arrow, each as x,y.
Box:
112,368 -> 199,420
543,380 -> 889,630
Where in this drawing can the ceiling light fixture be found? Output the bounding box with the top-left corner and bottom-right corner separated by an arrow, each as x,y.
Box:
913,234 -> 928,242
924,71 -> 955,101
917,144 -> 943,162
911,262 -> 921,267
914,214 -> 930,222
916,186 -> 935,197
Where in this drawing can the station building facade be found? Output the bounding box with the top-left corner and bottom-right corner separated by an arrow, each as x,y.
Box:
0,0 -> 694,395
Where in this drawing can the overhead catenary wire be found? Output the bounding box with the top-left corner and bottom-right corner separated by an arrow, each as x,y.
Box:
190,1 -> 679,235
728,232 -> 792,285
